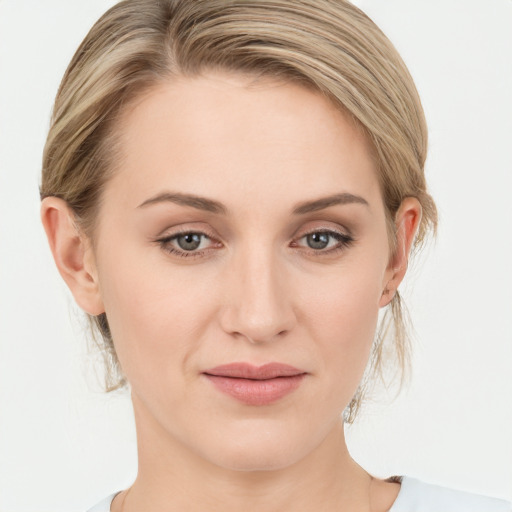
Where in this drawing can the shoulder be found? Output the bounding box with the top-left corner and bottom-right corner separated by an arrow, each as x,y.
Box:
86,492 -> 118,512
390,477 -> 511,512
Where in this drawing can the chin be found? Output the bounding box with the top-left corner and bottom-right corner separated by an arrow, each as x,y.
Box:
210,442 -> 306,473
194,417 -> 332,473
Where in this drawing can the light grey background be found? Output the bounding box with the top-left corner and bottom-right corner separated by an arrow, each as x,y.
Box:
0,1 -> 511,510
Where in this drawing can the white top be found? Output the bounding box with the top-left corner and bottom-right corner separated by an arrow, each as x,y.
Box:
87,476 -> 511,512
388,477 -> 510,512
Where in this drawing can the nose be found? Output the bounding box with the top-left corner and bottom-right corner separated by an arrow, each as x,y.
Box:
219,247 -> 297,344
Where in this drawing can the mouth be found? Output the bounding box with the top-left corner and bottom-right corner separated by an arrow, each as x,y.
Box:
203,363 -> 307,406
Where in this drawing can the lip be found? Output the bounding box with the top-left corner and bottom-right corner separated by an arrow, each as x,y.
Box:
203,363 -> 307,406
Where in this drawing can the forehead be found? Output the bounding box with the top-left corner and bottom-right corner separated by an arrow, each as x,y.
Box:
107,72 -> 381,214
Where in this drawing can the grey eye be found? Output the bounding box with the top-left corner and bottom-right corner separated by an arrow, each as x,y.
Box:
176,233 -> 203,251
306,232 -> 330,249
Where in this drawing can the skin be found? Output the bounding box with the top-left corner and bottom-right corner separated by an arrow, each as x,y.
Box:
41,72 -> 421,511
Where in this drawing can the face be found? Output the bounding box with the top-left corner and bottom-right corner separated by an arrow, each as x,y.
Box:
90,72 -> 396,471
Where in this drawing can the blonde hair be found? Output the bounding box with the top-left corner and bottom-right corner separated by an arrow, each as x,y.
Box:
41,0 -> 437,421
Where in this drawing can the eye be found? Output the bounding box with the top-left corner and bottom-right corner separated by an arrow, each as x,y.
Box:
156,230 -> 220,258
175,233 -> 205,251
294,229 -> 354,254
304,232 -> 334,250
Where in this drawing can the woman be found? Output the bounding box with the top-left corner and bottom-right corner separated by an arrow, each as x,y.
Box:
38,1 -> 510,511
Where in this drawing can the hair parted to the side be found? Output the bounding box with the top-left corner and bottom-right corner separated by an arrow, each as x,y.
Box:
40,0 -> 437,422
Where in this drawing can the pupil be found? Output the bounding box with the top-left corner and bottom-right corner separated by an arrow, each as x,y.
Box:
177,233 -> 202,251
307,232 -> 329,249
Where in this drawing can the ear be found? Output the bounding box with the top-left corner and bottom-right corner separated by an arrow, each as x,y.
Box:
41,197 -> 104,315
379,197 -> 422,308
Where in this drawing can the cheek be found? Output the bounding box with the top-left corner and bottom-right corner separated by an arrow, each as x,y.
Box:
305,257 -> 384,335
301,260 -> 384,387
95,243 -> 218,386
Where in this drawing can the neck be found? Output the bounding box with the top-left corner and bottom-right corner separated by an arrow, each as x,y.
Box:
118,396 -> 375,512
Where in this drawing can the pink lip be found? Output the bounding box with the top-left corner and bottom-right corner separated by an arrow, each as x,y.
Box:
203,363 -> 307,406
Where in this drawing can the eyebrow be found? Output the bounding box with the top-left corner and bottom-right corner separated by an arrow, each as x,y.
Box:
137,191 -> 369,215
292,193 -> 369,214
137,192 -> 228,214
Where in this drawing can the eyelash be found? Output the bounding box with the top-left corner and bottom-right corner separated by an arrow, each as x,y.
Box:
155,228 -> 355,259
